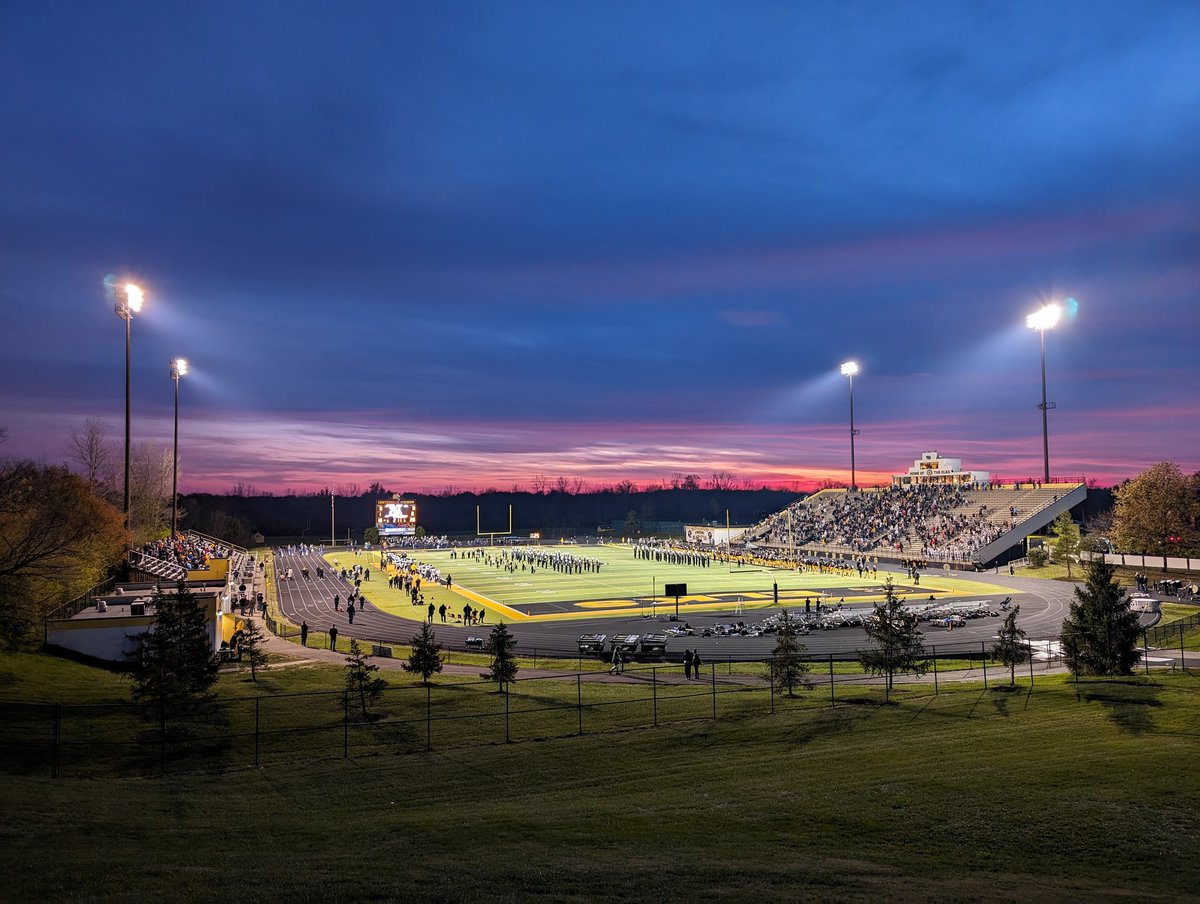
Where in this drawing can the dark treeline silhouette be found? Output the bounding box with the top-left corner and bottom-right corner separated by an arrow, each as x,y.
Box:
181,487 -> 802,543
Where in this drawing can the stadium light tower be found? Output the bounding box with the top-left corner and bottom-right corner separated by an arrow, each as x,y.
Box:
170,358 -> 188,536
114,283 -> 144,536
1026,302 -> 1062,483
840,361 -> 860,491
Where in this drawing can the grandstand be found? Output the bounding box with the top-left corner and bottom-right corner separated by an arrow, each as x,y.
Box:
43,530 -> 251,662
737,452 -> 1085,568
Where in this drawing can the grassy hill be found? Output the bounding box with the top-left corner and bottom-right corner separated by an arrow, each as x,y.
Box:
0,651 -> 1197,901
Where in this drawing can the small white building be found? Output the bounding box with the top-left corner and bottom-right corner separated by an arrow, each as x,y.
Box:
685,525 -> 749,546
892,451 -> 989,488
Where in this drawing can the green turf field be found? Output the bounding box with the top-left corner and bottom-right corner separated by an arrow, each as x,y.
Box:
337,544 -> 1004,624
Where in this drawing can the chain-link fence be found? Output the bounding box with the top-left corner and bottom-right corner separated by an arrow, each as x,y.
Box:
3,640 -> 1192,779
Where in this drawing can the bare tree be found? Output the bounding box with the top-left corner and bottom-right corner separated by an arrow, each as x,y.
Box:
128,441 -> 173,544
530,475 -> 550,495
707,471 -> 738,491
66,418 -> 117,499
571,477 -> 587,495
553,476 -> 571,494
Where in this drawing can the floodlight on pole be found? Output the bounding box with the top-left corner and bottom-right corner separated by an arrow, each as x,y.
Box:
113,282 -> 144,543
1026,302 -> 1064,483
840,361 -> 860,491
170,358 -> 188,536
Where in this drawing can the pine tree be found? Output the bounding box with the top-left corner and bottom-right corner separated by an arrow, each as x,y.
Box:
128,581 -> 219,711
1059,558 -> 1142,676
344,640 -> 387,718
991,606 -> 1028,687
858,577 -> 927,695
403,621 -> 445,685
769,610 -> 811,696
1050,511 -> 1081,578
482,621 -> 519,692
240,618 -> 271,682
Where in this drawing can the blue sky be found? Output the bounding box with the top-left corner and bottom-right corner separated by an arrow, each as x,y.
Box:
2,1 -> 1198,492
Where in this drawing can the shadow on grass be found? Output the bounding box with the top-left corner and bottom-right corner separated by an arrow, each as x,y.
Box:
1076,678 -> 1163,735
990,684 -> 1021,717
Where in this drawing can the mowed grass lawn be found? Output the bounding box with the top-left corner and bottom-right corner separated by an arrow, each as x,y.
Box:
0,651 -> 1198,901
348,544 -> 1000,623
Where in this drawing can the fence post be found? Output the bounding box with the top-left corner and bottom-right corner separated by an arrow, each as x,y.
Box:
1143,630 -> 1149,675
1181,624 -> 1187,671
343,689 -> 349,758
1029,647 -> 1035,687
981,640 -> 988,690
829,653 -> 835,707
52,704 -> 61,779
652,668 -> 658,726
504,684 -> 511,743
577,673 -> 583,735
425,682 -> 432,751
254,697 -> 260,768
728,655 -> 732,676
932,645 -> 938,695
769,664 -> 775,714
711,662 -> 717,719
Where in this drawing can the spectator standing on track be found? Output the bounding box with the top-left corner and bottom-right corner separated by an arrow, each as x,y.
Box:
300,621 -> 308,646
691,650 -> 702,679
347,602 -> 355,624
683,649 -> 693,680
329,625 -> 338,650
334,594 -> 340,612
428,602 -> 435,623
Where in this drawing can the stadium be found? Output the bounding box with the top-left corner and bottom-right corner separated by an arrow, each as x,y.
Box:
44,448 -> 1161,671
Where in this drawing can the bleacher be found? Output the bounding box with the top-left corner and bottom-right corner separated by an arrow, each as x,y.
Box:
738,481 -> 1085,567
130,530 -> 247,585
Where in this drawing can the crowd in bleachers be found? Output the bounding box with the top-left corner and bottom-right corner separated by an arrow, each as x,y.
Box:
741,480 -> 1077,563
751,485 -> 968,553
915,504 -> 1013,562
141,532 -> 232,571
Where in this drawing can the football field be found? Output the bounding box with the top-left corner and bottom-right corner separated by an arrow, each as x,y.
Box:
347,543 -> 1005,624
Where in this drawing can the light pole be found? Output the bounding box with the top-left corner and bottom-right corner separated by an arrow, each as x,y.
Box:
840,361 -> 860,491
1026,303 -> 1062,483
114,283 -> 144,537
170,358 -> 188,536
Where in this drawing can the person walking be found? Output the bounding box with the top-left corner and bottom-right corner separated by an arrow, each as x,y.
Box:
438,603 -> 447,623
347,602 -> 355,624
683,649 -> 693,680
609,646 -> 622,675
329,625 -> 338,651
428,602 -> 435,623
691,649 -> 702,679
300,621 -> 308,646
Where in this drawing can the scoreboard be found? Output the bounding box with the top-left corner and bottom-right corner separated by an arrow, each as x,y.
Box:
375,499 -> 418,536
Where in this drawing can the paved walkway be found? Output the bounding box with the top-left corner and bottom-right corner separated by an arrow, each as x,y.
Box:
234,612 -> 1198,688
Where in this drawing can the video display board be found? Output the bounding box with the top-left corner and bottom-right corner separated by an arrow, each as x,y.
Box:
375,499 -> 418,536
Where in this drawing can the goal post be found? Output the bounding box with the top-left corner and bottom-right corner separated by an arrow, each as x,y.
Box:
476,504 -> 513,546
